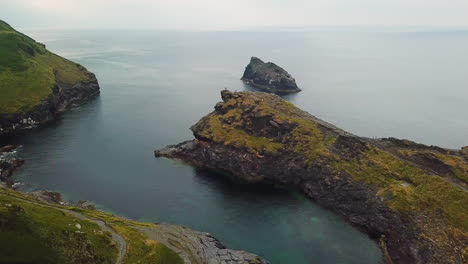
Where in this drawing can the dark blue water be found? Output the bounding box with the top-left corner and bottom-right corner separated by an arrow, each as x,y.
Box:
4,28 -> 468,264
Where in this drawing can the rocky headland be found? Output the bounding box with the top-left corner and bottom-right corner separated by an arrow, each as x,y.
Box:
155,90 -> 468,264
0,20 -> 100,136
241,57 -> 301,94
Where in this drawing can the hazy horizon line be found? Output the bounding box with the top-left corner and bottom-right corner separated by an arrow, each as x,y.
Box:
16,24 -> 468,33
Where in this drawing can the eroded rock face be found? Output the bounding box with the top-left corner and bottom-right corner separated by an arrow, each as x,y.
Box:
140,224 -> 269,264
241,57 -> 301,94
0,71 -> 100,136
156,90 -> 468,264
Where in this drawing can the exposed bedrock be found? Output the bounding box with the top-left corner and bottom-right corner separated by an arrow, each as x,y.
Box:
156,90 -> 468,264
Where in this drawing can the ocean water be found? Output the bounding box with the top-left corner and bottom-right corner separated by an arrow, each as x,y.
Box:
3,28 -> 468,264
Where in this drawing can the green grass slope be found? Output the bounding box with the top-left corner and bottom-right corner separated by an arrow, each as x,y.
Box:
0,20 -> 91,115
0,186 -> 184,264
0,188 -> 118,264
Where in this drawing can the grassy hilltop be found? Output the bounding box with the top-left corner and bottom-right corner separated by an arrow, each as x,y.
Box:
0,20 -> 91,115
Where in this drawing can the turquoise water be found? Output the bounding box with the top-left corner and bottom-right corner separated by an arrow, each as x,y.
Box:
4,28 -> 468,263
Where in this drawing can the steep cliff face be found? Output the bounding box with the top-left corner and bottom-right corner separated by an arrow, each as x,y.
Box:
241,57 -> 301,94
156,90 -> 468,264
0,20 -> 100,135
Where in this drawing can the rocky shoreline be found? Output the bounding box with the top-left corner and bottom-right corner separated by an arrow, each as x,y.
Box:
140,224 -> 269,264
0,70 -> 100,136
155,90 -> 468,264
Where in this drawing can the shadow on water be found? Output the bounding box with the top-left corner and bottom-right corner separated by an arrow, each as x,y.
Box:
192,168 -> 294,197
187,167 -> 383,264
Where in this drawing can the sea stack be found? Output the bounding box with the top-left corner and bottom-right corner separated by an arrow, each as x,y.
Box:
241,57 -> 301,94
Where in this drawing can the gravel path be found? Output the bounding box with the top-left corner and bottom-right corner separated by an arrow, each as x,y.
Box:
7,195 -> 127,264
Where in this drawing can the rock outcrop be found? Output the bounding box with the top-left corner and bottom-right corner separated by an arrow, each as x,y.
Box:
241,57 -> 301,94
0,145 -> 24,186
156,90 -> 468,264
140,224 -> 269,264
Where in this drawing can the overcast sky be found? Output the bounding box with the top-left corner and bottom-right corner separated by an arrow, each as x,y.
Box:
2,0 -> 468,30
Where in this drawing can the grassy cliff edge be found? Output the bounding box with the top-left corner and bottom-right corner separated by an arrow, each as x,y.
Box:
0,186 -> 184,264
0,20 -> 100,135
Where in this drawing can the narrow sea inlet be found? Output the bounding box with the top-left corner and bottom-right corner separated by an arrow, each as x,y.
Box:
3,28 -> 468,264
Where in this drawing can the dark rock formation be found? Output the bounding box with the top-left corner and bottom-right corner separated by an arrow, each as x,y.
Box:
155,90 -> 468,264
241,57 -> 301,94
0,145 -> 24,186
0,71 -> 100,136
462,146 -> 468,161
0,145 -> 16,153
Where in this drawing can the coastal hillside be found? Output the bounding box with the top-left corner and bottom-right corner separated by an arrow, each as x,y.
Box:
156,90 -> 468,264
0,20 -> 99,135
0,186 -> 268,264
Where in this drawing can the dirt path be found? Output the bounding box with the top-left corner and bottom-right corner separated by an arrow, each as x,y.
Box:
65,210 -> 127,264
7,195 -> 127,264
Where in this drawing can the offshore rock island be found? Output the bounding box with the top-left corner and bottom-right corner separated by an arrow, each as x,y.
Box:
156,90 -> 468,264
241,57 -> 301,94
0,20 -> 100,135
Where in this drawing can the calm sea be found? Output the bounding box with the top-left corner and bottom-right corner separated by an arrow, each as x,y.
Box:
3,28 -> 468,264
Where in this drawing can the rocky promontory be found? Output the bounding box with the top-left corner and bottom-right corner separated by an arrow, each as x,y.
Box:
156,90 -> 468,264
241,57 -> 301,94
0,20 -> 100,136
